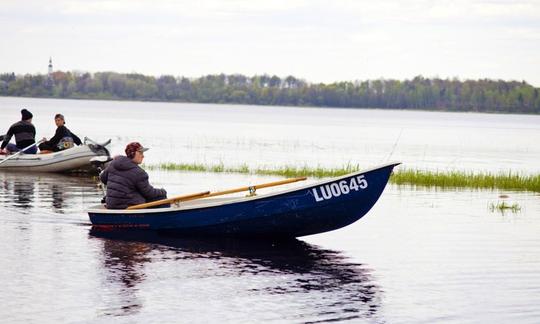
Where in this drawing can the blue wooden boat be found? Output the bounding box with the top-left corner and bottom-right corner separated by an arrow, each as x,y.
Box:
87,162 -> 399,238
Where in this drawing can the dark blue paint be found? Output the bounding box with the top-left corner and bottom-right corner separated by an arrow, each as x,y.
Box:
89,163 -> 399,238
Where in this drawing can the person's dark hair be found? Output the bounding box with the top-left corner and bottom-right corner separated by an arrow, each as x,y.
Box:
125,142 -> 149,159
55,113 -> 65,121
21,109 -> 33,120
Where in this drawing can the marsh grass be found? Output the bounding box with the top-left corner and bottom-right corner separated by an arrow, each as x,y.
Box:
145,163 -> 540,192
392,169 -> 540,192
146,162 -> 361,178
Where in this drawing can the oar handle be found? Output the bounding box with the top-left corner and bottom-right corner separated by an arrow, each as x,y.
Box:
126,191 -> 210,210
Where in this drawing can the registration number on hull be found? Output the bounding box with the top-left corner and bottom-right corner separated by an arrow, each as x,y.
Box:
312,175 -> 368,202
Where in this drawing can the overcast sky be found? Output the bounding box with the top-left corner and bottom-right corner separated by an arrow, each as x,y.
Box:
1,0 -> 539,85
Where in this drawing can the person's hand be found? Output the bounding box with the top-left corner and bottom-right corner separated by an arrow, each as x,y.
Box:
0,148 -> 7,154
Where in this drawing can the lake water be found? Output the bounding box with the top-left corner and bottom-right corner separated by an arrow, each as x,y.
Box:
1,96 -> 539,174
0,97 -> 539,323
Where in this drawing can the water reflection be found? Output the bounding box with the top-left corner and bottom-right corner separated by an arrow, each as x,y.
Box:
50,184 -> 65,211
0,171 -> 102,214
97,238 -> 150,316
89,230 -> 382,322
13,180 -> 35,209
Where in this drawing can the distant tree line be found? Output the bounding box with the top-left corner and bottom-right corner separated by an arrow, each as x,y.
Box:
0,71 -> 539,114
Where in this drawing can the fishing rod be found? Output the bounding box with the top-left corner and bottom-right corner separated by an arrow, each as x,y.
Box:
90,156 -> 110,202
384,128 -> 403,162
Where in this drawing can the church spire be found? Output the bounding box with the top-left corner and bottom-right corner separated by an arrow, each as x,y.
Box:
48,57 -> 53,75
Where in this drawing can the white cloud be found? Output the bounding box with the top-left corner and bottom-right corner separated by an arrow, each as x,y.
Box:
54,0 -> 310,17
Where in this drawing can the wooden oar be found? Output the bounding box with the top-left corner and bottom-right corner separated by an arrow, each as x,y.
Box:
0,139 -> 45,166
127,191 -> 211,210
126,176 -> 307,210
203,176 -> 307,199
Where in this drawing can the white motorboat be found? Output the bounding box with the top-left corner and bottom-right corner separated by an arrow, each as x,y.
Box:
0,138 -> 111,173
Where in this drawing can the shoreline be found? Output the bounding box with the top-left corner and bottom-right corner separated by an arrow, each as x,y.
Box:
1,95 -> 539,116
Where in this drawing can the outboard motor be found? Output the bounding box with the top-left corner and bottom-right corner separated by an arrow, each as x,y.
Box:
85,137 -> 112,176
86,138 -> 112,158
86,137 -> 112,202
90,156 -> 111,172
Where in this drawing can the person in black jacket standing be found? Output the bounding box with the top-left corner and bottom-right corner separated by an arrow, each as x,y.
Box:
0,109 -> 37,154
39,113 -> 82,152
100,142 -> 168,209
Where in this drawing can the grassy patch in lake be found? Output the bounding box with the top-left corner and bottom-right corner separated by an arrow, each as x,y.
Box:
149,162 -> 361,178
392,169 -> 540,192
489,201 -> 521,213
146,163 -> 540,192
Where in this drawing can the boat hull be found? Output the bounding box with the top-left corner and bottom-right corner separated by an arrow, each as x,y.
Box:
88,162 -> 399,238
0,144 -> 109,173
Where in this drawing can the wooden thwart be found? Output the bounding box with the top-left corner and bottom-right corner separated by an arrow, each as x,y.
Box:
126,176 -> 307,210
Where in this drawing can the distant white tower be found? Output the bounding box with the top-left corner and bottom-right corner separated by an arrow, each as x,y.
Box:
48,57 -> 53,75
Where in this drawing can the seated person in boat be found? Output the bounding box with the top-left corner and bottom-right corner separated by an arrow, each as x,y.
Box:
100,142 -> 168,209
39,114 -> 82,152
0,109 -> 37,154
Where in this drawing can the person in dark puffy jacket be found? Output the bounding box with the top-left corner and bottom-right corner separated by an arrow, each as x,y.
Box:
100,142 -> 167,209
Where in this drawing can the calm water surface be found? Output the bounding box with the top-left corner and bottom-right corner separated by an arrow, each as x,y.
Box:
1,97 -> 539,173
0,97 -> 539,323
